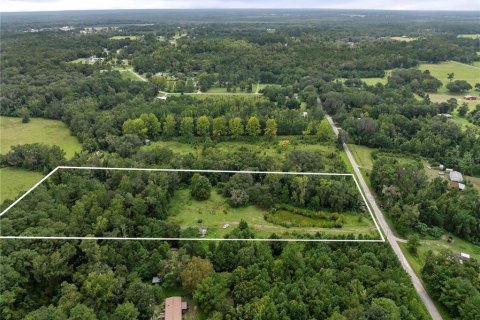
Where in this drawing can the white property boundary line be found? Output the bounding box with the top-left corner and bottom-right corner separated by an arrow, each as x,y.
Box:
0,166 -> 385,242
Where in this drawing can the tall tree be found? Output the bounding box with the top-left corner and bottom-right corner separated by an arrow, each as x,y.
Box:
246,116 -> 261,137
181,256 -> 214,293
123,119 -> 148,138
180,117 -> 194,137
197,116 -> 210,137
264,118 -> 277,138
163,114 -> 177,137
229,117 -> 244,137
212,116 -> 227,136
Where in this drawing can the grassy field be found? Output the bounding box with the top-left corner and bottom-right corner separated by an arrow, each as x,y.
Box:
418,61 -> 479,127
167,189 -> 378,239
1,116 -> 82,158
389,36 -> 417,42
113,68 -> 147,82
0,167 -> 44,203
141,139 -> 345,172
457,34 -> 480,39
109,35 -> 141,40
418,61 -> 479,92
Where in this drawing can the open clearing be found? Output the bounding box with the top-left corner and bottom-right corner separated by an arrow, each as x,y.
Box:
109,35 -> 141,40
418,61 -> 479,90
0,167 -> 43,204
1,167 -> 382,241
0,116 -> 82,158
389,36 -> 417,42
168,189 -> 377,239
457,34 -> 480,39
418,61 -> 479,127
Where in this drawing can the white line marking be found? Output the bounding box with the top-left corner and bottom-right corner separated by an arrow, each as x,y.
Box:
0,167 -> 60,217
1,166 -> 384,242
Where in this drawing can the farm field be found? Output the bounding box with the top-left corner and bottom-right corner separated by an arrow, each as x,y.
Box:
0,167 -> 44,203
167,188 -> 378,239
0,116 -> 82,158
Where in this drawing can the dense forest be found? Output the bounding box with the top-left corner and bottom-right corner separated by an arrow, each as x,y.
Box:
1,9 -> 479,320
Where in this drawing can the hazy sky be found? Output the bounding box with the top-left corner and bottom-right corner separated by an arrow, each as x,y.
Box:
1,0 -> 479,12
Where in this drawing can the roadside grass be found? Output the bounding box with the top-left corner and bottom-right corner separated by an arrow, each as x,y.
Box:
167,189 -> 378,239
348,144 -> 374,170
0,116 -> 82,158
0,167 -> 44,203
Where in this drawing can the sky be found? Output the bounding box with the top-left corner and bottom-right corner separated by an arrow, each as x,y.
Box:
1,0 -> 479,12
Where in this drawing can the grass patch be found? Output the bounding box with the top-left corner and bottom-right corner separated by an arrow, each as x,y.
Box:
457,34 -> 480,39
109,35 -> 141,40
0,167 -> 44,203
362,77 -> 387,85
389,36 -> 418,42
0,116 -> 82,158
67,58 -> 86,64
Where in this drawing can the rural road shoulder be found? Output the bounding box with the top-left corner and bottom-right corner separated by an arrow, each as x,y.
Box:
321,99 -> 443,320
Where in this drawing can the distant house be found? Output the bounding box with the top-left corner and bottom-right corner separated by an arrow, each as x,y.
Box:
464,95 -> 477,101
449,171 -> 464,183
157,96 -> 167,100
449,181 -> 466,191
437,113 -> 452,118
198,227 -> 207,237
164,296 -> 188,320
152,276 -> 161,284
458,253 -> 471,264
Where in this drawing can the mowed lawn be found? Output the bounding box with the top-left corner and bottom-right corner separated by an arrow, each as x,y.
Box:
168,189 -> 378,239
1,116 -> 82,158
0,167 -> 43,203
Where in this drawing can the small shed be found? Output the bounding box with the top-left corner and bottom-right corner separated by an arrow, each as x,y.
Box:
152,276 -> 161,284
449,171 -> 464,182
198,226 -> 207,237
463,95 -> 477,101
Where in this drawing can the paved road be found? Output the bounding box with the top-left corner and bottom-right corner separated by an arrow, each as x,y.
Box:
322,102 -> 442,320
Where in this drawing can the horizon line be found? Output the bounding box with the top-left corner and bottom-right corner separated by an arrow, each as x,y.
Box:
2,8 -> 478,14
